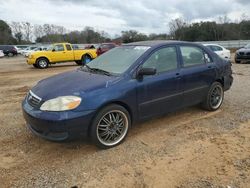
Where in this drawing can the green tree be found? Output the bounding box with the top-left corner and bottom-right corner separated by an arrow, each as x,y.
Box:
0,20 -> 16,44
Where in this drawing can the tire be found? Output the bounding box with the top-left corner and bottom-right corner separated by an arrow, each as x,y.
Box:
235,59 -> 241,64
201,82 -> 224,111
75,61 -> 81,65
33,64 -> 38,68
81,54 -> 92,66
8,52 -> 14,57
90,104 -> 131,149
36,58 -> 49,69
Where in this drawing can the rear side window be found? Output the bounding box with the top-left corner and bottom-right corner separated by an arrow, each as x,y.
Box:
208,45 -> 223,52
143,47 -> 178,74
66,44 -> 72,51
54,44 -> 64,51
180,46 -> 206,67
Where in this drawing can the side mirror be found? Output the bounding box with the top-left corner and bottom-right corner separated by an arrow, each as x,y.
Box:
52,49 -> 55,52
137,67 -> 156,79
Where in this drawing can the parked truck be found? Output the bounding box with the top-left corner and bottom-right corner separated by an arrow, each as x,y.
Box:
27,43 -> 97,69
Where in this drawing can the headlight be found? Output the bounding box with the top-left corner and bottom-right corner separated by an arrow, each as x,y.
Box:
40,96 -> 81,111
29,54 -> 33,59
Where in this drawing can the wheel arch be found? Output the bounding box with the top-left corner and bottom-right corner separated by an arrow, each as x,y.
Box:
82,53 -> 93,60
87,101 -> 134,136
36,56 -> 50,64
215,78 -> 224,88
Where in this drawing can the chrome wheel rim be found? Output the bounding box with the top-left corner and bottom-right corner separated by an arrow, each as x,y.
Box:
97,110 -> 128,146
210,85 -> 223,109
38,60 -> 47,68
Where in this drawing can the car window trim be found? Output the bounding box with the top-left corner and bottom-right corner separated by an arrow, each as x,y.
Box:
178,44 -> 214,68
139,45 -> 180,76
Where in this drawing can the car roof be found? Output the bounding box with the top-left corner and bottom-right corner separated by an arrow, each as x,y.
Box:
203,44 -> 222,46
124,40 -> 199,47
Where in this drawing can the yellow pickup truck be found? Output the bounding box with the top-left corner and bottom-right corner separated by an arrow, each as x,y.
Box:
27,43 -> 97,69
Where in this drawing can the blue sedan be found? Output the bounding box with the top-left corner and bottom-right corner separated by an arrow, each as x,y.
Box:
22,41 -> 233,149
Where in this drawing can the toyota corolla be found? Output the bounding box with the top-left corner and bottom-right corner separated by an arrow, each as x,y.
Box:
22,41 -> 233,149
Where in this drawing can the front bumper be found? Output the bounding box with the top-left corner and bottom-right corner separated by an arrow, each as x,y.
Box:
235,54 -> 250,61
22,100 -> 95,141
26,58 -> 36,65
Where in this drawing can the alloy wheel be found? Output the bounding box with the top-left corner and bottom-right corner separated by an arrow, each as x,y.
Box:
96,110 -> 129,147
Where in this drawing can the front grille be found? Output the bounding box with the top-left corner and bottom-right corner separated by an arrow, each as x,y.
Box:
239,52 -> 245,55
27,91 -> 42,108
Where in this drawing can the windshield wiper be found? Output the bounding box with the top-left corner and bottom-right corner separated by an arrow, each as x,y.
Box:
80,65 -> 112,76
89,67 -> 112,76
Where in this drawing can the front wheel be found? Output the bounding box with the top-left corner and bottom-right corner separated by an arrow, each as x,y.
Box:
33,64 -> 38,68
36,58 -> 49,69
235,59 -> 241,64
201,82 -> 224,111
90,104 -> 131,149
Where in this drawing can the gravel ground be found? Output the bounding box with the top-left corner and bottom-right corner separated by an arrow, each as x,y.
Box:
0,56 -> 249,188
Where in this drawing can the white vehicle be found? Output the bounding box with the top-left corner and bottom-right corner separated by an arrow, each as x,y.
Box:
16,45 -> 29,54
24,46 -> 48,57
0,50 -> 4,57
203,44 -> 231,60
20,46 -> 38,56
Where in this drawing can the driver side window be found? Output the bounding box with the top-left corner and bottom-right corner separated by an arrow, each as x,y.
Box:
143,47 -> 178,74
54,44 -> 64,52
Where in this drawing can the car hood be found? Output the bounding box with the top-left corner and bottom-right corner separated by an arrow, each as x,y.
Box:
30,51 -> 50,56
31,69 -> 121,100
237,48 -> 250,53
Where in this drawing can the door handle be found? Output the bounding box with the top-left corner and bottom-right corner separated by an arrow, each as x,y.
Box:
175,73 -> 181,79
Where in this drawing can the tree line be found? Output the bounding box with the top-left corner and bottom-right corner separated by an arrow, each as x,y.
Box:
169,17 -> 250,41
0,17 -> 250,45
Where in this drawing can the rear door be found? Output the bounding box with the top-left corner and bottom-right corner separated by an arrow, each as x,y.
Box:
137,46 -> 182,119
65,44 -> 74,61
179,45 -> 217,107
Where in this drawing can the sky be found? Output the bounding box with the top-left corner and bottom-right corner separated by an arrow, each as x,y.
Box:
0,0 -> 249,37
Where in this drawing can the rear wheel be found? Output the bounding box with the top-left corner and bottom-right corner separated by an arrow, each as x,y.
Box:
81,54 -> 92,66
90,104 -> 131,149
8,52 -> 14,57
201,82 -> 224,111
75,61 -> 81,65
36,58 -> 49,69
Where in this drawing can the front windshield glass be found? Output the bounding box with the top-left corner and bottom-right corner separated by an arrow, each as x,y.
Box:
245,44 -> 250,48
87,46 -> 150,74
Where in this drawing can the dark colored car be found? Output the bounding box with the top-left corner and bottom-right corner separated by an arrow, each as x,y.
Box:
96,43 -> 117,56
235,43 -> 250,63
0,45 -> 18,56
22,41 -> 233,149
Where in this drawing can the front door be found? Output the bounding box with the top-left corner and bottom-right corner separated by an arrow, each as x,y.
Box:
137,46 -> 182,119
51,44 -> 68,62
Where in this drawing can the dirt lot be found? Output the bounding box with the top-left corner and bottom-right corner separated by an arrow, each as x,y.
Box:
0,56 -> 249,188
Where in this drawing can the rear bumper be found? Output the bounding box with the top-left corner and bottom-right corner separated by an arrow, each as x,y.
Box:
22,100 -> 95,141
224,74 -> 233,91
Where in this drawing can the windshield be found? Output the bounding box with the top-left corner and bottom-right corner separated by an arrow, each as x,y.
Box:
245,44 -> 250,48
87,46 -> 150,74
